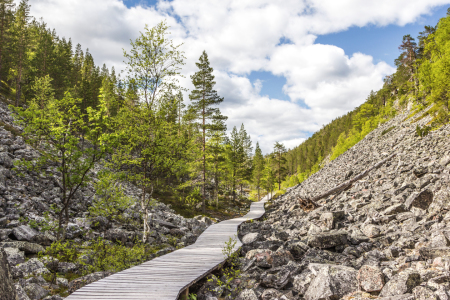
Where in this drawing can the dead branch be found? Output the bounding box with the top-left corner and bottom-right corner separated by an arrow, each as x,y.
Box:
299,153 -> 397,210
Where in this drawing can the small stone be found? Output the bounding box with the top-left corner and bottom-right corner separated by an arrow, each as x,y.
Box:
3,247 -> 25,266
361,224 -> 381,238
383,204 -> 408,215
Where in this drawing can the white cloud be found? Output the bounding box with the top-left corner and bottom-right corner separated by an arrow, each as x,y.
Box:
19,0 -> 450,153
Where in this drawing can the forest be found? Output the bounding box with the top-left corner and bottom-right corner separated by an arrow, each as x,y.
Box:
2,0 -> 450,236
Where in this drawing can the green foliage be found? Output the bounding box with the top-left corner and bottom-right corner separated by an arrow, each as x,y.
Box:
188,293 -> 197,300
381,126 -> 396,136
41,240 -> 79,263
415,124 -> 431,137
11,75 -> 109,239
89,171 -> 134,223
79,238 -> 152,274
212,235 -> 242,297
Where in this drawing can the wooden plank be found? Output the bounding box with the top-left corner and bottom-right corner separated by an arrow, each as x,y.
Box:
65,195 -> 268,300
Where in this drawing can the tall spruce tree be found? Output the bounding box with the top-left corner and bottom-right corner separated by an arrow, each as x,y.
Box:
0,0 -> 14,85
189,50 -> 227,213
11,0 -> 30,105
252,142 -> 264,201
272,142 -> 287,190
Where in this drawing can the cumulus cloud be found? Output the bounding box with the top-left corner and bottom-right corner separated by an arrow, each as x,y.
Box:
19,0 -> 450,152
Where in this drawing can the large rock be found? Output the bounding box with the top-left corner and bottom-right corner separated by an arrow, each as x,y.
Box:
304,264 -> 358,300
383,204 -> 408,215
413,286 -> 439,300
307,231 -> 347,248
24,283 -> 48,300
419,247 -> 450,259
285,241 -> 309,260
379,270 -> 421,297
271,249 -> 294,267
404,190 -> 433,210
0,248 -> 18,300
10,225 -> 38,242
242,233 -> 260,244
236,289 -> 258,300
1,242 -> 45,254
3,247 -> 25,266
320,211 -> 345,230
357,265 -> 384,292
12,258 -> 49,279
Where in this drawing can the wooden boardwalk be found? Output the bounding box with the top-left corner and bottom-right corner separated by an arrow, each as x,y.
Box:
66,196 -> 269,300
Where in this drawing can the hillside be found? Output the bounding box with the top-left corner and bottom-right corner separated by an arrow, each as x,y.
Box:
192,106 -> 450,300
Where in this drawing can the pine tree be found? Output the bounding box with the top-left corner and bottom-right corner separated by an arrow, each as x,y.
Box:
189,50 -> 227,213
252,142 -> 264,201
272,142 -> 287,190
11,0 -> 30,105
0,0 -> 15,84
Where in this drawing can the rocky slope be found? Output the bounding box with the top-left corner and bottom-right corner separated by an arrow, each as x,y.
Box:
0,100 -> 215,300
197,108 -> 450,300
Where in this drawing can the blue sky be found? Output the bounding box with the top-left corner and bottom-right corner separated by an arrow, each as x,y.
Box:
24,0 -> 450,152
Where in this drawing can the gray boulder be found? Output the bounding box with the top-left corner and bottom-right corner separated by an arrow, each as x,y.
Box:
404,190 -> 433,210
3,247 -> 25,265
242,232 -> 260,244
304,264 -> 358,300
307,231 -> 347,248
11,225 -> 38,242
357,265 -> 384,292
1,241 -> 45,254
0,248 -> 18,300
24,283 -> 48,300
419,247 -> 450,259
379,270 -> 420,297
236,289 -> 258,300
12,258 -> 49,278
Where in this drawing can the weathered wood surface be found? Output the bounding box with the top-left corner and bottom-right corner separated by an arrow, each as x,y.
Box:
65,196 -> 269,300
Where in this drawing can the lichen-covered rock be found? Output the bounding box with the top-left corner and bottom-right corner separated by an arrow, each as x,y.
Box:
24,283 -> 49,300
1,241 -> 45,254
0,248 -> 18,300
3,247 -> 25,266
261,288 -> 282,300
242,232 -> 260,244
307,231 -> 347,248
271,249 -> 294,267
11,225 -> 38,242
303,264 -> 358,300
12,258 -> 49,279
236,289 -> 258,300
357,265 -> 384,292
419,247 -> 450,259
413,286 -> 438,300
379,270 -> 421,297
